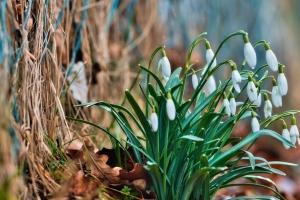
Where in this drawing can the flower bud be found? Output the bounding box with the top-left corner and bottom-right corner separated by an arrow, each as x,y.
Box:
222,93 -> 231,116
229,92 -> 236,116
191,71 -> 198,90
161,49 -> 171,78
166,92 -> 176,120
265,43 -> 278,71
205,40 -> 217,69
243,34 -> 256,69
282,121 -> 291,149
150,109 -> 158,132
251,111 -> 260,132
277,65 -> 288,96
290,116 -> 299,146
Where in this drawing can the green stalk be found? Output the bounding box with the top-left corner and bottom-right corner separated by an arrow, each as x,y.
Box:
163,119 -> 170,195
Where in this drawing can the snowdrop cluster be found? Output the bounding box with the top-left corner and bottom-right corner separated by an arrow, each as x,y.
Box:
149,33 -> 298,150
281,118 -> 300,149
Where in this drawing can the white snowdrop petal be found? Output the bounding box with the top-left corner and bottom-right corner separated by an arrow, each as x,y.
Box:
229,98 -> 236,116
207,75 -> 216,94
206,49 -> 217,69
251,117 -> 260,132
233,83 -> 241,93
247,81 -> 258,101
253,93 -> 262,107
150,113 -> 158,132
222,99 -> 231,116
266,49 -> 278,71
271,86 -> 282,107
192,74 -> 198,90
282,129 -> 291,149
264,100 -> 272,118
244,43 -> 257,69
161,57 -> 171,78
290,125 -> 299,145
166,99 -> 176,120
232,70 -> 242,84
278,73 -> 288,96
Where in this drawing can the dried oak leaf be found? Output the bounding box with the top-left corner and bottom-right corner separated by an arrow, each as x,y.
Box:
119,163 -> 150,183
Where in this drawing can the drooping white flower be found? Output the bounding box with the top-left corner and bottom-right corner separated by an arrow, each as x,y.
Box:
161,49 -> 171,78
243,34 -> 257,69
231,63 -> 242,93
263,93 -> 272,118
271,79 -> 282,107
253,92 -> 262,107
192,72 -> 198,90
251,111 -> 260,132
166,92 -> 176,120
290,116 -> 299,146
229,93 -> 236,116
205,41 -> 217,69
247,76 -> 258,101
277,65 -> 288,96
282,121 -> 291,149
222,93 -> 231,116
207,75 -> 216,94
265,43 -> 278,71
150,109 -> 158,132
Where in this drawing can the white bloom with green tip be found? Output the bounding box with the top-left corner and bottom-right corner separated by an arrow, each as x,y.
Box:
150,110 -> 158,132
243,34 -> 256,69
263,93 -> 272,118
229,93 -> 236,116
251,111 -> 260,132
231,63 -> 242,93
290,116 -> 299,145
192,73 -> 198,90
271,79 -> 282,107
277,65 -> 288,96
161,49 -> 171,78
207,75 -> 216,94
282,121 -> 291,149
205,41 -> 217,69
222,93 -> 231,116
166,93 -> 176,120
265,43 -> 278,71
247,76 -> 258,101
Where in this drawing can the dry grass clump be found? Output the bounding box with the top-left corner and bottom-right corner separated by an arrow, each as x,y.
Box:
1,0 -> 162,199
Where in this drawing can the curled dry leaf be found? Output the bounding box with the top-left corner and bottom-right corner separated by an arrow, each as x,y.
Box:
119,163 -> 150,183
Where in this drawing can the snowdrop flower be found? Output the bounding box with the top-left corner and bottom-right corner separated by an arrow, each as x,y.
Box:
229,92 -> 236,116
161,49 -> 171,78
150,108 -> 158,132
166,92 -> 176,120
282,121 -> 291,149
253,92 -> 262,107
290,116 -> 299,146
231,63 -> 242,93
243,34 -> 256,69
277,64 -> 288,96
207,75 -> 216,94
205,40 -> 217,69
263,93 -> 272,118
222,93 -> 231,116
191,70 -> 198,90
265,43 -> 278,71
251,111 -> 260,132
271,79 -> 282,107
247,76 -> 258,101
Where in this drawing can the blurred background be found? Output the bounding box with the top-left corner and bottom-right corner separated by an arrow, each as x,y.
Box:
1,0 -> 300,199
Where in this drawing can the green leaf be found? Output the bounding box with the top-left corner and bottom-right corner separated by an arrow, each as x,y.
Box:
243,150 -> 256,170
165,67 -> 182,90
140,65 -> 166,93
179,135 -> 204,142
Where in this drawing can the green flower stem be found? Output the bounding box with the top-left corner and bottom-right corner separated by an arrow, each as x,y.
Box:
146,46 -> 165,117
163,119 -> 170,193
